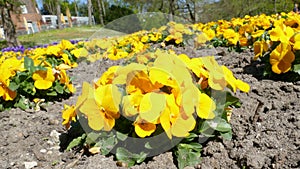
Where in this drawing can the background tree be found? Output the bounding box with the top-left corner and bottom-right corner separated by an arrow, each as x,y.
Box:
87,0 -> 93,25
199,0 -> 294,22
0,0 -> 22,47
56,0 -> 62,29
96,0 -> 105,25
42,0 -> 56,15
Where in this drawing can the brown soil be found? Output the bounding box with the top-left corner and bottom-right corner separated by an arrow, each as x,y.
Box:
0,47 -> 299,169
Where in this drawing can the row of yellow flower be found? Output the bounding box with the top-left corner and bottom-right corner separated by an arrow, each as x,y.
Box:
60,12 -> 300,138
62,49 -> 250,138
2,11 -> 298,107
80,12 -> 300,75
0,40 -> 82,102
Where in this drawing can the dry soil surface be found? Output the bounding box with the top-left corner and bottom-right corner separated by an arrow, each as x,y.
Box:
0,47 -> 299,169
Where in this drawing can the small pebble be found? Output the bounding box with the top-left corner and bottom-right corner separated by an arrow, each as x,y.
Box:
50,130 -> 60,143
24,161 -> 37,169
47,140 -> 54,146
40,149 -> 47,153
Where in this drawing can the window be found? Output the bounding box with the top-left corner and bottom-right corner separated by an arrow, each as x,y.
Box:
45,17 -> 51,24
20,5 -> 28,14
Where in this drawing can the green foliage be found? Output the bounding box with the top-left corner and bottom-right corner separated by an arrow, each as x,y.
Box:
66,134 -> 87,151
0,56 -> 73,111
104,5 -> 141,33
175,142 -> 202,169
116,147 -> 147,167
200,0 -> 294,22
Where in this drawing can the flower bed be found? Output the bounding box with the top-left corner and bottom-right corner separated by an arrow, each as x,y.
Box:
1,11 -> 299,168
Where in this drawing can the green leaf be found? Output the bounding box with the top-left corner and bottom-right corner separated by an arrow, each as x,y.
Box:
66,134 -> 86,151
0,104 -> 4,111
116,131 -> 127,141
135,152 -> 147,163
198,121 -> 215,137
175,143 -> 202,169
145,142 -> 153,149
54,83 -> 64,94
116,147 -> 147,167
24,56 -> 35,73
47,91 -> 57,96
178,143 -> 202,152
8,82 -> 19,91
225,92 -> 241,108
293,64 -> 300,75
220,131 -> 232,140
22,83 -> 36,95
207,117 -> 232,132
183,133 -> 198,142
35,65 -> 47,71
85,132 -> 100,145
94,132 -> 117,155
216,121 -> 232,132
116,147 -> 136,167
14,96 -> 29,110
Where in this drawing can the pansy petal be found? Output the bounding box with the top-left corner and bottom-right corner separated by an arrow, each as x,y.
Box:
34,80 -> 53,89
134,121 -> 156,138
171,116 -> 195,137
139,92 -> 166,122
197,93 -> 215,119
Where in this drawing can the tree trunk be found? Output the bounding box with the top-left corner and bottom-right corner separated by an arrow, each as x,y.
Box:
186,3 -> 195,23
194,1 -> 201,23
0,3 -> 20,47
102,0 -> 106,17
74,1 -> 79,17
88,0 -> 93,26
45,0 -> 55,15
169,0 -> 175,21
56,0 -> 62,29
97,0 -> 104,25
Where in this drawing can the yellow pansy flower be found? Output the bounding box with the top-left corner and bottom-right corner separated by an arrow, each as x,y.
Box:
121,93 -> 143,117
77,83 -> 121,131
0,85 -> 17,101
201,56 -> 226,90
269,22 -> 294,44
95,66 -> 119,86
139,92 -> 166,123
32,68 -> 55,90
59,39 -> 75,50
62,104 -> 77,129
160,93 -> 196,139
71,48 -> 88,58
61,53 -> 78,68
134,118 -> 156,138
223,29 -> 240,45
291,33 -> 300,50
253,40 -> 269,60
59,69 -> 76,93
270,43 -> 295,74
203,28 -> 216,41
46,45 -> 61,57
197,92 -> 216,119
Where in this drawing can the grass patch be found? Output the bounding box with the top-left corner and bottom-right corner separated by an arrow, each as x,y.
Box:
1,25 -> 127,49
18,25 -> 103,47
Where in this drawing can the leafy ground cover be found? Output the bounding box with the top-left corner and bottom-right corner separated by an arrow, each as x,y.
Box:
0,12 -> 299,168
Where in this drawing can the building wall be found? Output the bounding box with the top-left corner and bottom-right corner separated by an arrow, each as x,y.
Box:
11,0 -> 42,34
